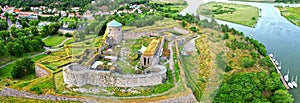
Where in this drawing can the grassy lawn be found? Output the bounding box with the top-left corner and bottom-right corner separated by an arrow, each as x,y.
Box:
197,2 -> 259,27
150,0 -> 184,4
0,54 -> 47,89
0,49 -> 44,66
43,35 -> 66,47
278,6 -> 300,26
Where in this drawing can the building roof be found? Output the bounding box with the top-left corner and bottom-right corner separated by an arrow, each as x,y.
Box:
143,39 -> 161,56
107,20 -> 122,27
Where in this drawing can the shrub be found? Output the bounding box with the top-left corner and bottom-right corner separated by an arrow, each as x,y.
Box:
225,64 -> 233,72
190,27 -> 198,32
11,58 -> 34,79
64,33 -> 72,37
241,57 -> 256,68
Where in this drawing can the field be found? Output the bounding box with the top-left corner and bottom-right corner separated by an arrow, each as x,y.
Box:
278,6 -> 300,26
197,2 -> 259,27
150,0 -> 184,4
43,35 -> 67,47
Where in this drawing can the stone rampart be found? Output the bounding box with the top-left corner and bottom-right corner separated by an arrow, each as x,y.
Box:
63,64 -> 167,87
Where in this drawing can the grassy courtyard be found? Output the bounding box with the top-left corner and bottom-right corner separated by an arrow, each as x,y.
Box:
278,6 -> 300,26
197,2 -> 259,27
43,35 -> 67,47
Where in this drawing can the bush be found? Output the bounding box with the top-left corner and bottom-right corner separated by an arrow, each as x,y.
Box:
225,64 -> 233,72
30,86 -> 42,94
11,58 -> 35,79
64,33 -> 72,37
190,27 -> 197,32
241,57 -> 256,68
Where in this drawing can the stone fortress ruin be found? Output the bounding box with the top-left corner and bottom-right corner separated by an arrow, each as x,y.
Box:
63,20 -> 168,88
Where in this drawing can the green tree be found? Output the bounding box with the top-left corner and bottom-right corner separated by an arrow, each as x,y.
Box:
30,26 -> 39,36
11,58 -> 35,79
270,90 -> 294,103
7,42 -> 24,56
241,57 -> 256,68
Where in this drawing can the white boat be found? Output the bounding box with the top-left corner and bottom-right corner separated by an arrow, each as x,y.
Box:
284,69 -> 289,82
269,54 -> 274,58
278,64 -> 281,70
250,34 -> 254,37
275,60 -> 279,66
288,82 -> 294,88
292,76 -> 298,88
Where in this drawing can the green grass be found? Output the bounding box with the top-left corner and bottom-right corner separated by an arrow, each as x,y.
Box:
43,35 -> 66,47
0,54 -> 46,79
64,38 -> 74,45
0,49 -> 44,66
197,2 -> 259,27
278,6 -> 300,26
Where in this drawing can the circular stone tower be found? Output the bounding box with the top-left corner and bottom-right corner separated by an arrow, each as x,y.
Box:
107,20 -> 123,45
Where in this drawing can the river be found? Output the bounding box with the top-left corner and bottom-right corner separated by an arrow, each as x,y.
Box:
181,0 -> 300,102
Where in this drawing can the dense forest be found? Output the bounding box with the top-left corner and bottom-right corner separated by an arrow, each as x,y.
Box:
0,0 -> 92,9
214,72 -> 293,102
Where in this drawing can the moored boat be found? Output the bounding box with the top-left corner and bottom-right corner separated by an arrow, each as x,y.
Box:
284,69 -> 289,82
292,76 -> 298,88
288,82 -> 294,88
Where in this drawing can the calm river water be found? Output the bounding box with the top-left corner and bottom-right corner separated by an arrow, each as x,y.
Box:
182,0 -> 300,102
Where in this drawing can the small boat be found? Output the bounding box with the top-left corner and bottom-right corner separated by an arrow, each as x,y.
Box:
269,54 -> 274,58
277,64 -> 281,70
272,58 -> 276,62
275,60 -> 279,66
292,76 -> 298,88
250,34 -> 254,37
284,69 -> 289,82
288,82 -> 294,88
278,63 -> 281,70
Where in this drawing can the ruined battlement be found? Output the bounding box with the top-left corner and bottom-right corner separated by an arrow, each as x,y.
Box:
63,63 -> 167,87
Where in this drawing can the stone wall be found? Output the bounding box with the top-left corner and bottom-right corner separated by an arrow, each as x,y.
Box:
35,63 -> 51,78
63,64 -> 167,87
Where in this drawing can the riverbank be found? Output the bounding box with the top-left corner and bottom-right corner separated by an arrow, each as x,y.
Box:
277,6 -> 300,26
197,2 -> 259,27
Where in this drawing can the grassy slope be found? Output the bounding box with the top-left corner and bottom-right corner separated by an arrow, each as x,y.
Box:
197,2 -> 259,27
43,35 -> 66,47
278,6 -> 300,26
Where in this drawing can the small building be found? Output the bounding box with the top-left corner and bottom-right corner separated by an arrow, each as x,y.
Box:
140,38 -> 161,68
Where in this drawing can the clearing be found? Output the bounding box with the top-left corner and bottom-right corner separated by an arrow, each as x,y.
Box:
43,35 -> 66,47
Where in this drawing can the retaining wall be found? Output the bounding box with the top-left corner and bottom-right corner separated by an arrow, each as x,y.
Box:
63,64 -> 167,87
35,63 -> 51,78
